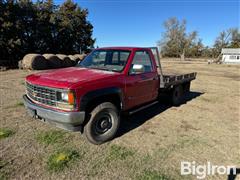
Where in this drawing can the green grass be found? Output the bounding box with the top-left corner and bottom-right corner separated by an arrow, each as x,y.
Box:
35,130 -> 66,145
0,160 -> 10,180
15,102 -> 24,106
86,145 -> 135,177
0,160 -> 8,168
0,128 -> 14,139
141,154 -> 153,164
47,149 -> 80,172
137,170 -> 170,180
156,137 -> 206,160
4,102 -> 24,109
0,173 -> 8,180
108,144 -> 135,161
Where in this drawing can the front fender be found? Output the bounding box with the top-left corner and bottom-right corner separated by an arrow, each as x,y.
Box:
79,87 -> 124,111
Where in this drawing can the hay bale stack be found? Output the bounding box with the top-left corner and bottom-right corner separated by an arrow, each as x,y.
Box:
43,54 -> 62,69
22,54 -> 47,70
74,54 -> 87,61
56,54 -> 73,67
68,55 -> 79,66
68,55 -> 79,61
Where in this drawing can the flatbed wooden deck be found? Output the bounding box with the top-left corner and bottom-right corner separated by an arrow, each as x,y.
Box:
161,72 -> 197,88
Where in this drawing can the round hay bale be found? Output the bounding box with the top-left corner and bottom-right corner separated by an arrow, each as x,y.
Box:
56,54 -> 73,67
68,55 -> 79,61
22,54 -> 47,70
43,54 -> 62,69
68,55 -> 79,66
74,54 -> 87,61
56,54 -> 66,58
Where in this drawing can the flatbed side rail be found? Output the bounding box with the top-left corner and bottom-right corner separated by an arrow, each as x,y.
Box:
162,72 -> 197,88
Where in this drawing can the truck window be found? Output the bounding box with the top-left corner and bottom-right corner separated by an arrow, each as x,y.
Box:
112,52 -> 119,64
112,51 -> 130,65
93,51 -> 107,65
79,49 -> 131,72
130,51 -> 153,74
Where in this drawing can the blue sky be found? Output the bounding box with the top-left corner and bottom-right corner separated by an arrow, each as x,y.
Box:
56,0 -> 239,47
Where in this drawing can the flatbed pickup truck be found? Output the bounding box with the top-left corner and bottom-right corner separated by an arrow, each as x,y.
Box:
23,47 -> 196,144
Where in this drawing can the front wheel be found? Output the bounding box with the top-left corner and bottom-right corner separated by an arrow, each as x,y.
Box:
84,102 -> 120,145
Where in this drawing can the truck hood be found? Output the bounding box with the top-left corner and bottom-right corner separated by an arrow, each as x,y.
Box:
26,67 -> 118,89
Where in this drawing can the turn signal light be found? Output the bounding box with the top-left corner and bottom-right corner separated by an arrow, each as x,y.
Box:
68,91 -> 75,105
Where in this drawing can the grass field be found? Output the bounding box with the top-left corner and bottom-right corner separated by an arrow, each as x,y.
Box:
0,59 -> 239,179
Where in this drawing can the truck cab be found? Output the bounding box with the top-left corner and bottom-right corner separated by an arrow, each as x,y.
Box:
23,47 -> 196,144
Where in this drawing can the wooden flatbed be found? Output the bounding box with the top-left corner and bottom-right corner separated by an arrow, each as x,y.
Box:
161,72 -> 197,88
149,47 -> 197,89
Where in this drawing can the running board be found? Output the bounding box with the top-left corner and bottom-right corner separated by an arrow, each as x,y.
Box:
128,101 -> 158,115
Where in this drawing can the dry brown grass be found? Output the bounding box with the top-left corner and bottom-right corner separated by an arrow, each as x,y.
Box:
0,59 -> 239,179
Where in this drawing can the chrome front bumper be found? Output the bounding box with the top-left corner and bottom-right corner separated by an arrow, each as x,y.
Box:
23,95 -> 85,131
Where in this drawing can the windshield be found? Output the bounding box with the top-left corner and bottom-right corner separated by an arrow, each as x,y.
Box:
78,49 -> 131,72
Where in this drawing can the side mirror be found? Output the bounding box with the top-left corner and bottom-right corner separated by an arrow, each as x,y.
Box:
130,64 -> 144,74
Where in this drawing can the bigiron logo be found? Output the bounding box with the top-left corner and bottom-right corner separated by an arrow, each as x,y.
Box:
181,161 -> 238,179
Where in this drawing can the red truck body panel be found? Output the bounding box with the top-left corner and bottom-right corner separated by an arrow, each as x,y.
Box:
26,67 -> 120,89
26,47 -> 160,111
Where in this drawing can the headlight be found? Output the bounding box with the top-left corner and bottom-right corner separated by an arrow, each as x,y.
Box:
61,92 -> 69,102
58,91 -> 75,104
57,91 -> 76,110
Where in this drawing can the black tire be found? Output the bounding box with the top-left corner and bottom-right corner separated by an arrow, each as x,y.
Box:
171,85 -> 183,106
84,102 -> 120,145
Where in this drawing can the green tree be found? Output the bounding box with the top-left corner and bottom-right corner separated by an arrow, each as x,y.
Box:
213,28 -> 240,57
159,17 -> 198,60
17,0 -> 38,53
35,0 -> 56,53
186,39 -> 204,57
213,31 -> 230,57
0,0 -> 94,67
201,46 -> 214,58
228,28 -> 240,48
0,0 -> 22,66
53,0 -> 94,54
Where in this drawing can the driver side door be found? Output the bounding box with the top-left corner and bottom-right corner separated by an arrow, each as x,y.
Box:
125,50 -> 158,109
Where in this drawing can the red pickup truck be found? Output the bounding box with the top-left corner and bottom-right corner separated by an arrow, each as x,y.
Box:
23,47 -> 196,144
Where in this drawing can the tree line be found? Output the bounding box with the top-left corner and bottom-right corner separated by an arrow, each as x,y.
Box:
0,0 -> 94,67
158,17 -> 240,60
1,1 -> 239,68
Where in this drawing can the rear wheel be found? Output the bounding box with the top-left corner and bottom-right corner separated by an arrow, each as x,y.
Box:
84,102 -> 120,145
171,85 -> 183,106
183,82 -> 190,94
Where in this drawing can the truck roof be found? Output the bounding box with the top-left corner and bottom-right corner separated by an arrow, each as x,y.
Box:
96,47 -> 150,51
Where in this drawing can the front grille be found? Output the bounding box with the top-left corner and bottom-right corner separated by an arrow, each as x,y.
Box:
26,82 -> 57,107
